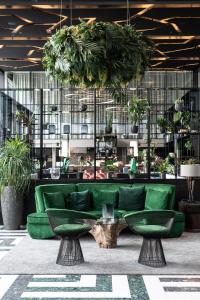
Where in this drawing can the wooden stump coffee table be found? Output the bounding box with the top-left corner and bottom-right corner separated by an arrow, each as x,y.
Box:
89,219 -> 127,248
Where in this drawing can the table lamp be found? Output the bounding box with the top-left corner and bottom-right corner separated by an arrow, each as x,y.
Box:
180,164 -> 200,202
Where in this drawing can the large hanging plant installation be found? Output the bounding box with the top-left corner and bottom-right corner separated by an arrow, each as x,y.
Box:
43,21 -> 153,94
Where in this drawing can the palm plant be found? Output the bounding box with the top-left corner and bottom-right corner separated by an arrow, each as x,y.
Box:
0,138 -> 32,229
124,96 -> 149,133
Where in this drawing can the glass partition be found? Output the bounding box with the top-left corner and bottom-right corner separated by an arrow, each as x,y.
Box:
0,83 -> 199,180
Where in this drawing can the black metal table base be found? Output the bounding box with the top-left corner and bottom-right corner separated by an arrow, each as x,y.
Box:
138,237 -> 166,268
56,237 -> 84,266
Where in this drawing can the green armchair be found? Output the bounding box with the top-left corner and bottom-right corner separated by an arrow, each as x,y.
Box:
124,210 -> 175,268
46,209 -> 97,266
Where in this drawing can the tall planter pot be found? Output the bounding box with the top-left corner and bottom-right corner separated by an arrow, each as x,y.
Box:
131,125 -> 138,134
1,186 -> 23,230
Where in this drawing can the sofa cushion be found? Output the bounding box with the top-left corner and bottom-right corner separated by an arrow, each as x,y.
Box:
92,190 -> 118,210
118,187 -> 145,211
69,190 -> 90,211
35,184 -> 76,213
145,189 -> 169,210
133,183 -> 175,209
43,192 -> 65,210
134,224 -> 168,235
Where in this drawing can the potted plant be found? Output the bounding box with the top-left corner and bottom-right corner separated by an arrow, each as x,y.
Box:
156,117 -> 168,133
154,156 -> 170,179
105,111 -> 113,134
173,111 -> 190,133
175,98 -> 184,111
104,159 -> 118,179
124,96 -> 149,133
0,138 -> 32,230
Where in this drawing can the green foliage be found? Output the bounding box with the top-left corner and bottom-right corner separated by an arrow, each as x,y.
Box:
184,140 -> 192,151
104,159 -> 118,172
16,110 -> 35,127
105,111 -> 113,128
173,111 -> 190,128
43,21 -> 154,91
173,111 -> 182,124
124,95 -> 149,125
156,117 -> 169,128
0,138 -> 32,193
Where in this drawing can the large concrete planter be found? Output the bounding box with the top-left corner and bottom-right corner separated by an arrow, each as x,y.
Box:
1,186 -> 23,230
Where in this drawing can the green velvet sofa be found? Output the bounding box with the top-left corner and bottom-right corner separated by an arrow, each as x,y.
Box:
27,182 -> 185,239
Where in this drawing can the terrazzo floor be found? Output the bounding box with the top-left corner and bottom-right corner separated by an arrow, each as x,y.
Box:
0,230 -> 200,300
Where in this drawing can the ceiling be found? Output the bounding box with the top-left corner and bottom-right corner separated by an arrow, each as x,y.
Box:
0,0 -> 200,71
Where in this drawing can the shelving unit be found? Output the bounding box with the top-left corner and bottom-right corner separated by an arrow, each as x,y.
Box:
96,134 -> 117,160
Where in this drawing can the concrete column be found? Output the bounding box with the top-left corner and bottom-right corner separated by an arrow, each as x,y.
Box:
52,147 -> 57,168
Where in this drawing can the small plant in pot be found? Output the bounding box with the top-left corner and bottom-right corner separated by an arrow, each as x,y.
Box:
104,159 -> 118,179
0,138 -> 32,230
175,98 -> 184,112
128,170 -> 136,179
105,111 -> 113,134
124,96 -> 149,134
156,117 -> 168,133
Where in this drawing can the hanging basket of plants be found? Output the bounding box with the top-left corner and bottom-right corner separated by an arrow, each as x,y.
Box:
43,21 -> 153,90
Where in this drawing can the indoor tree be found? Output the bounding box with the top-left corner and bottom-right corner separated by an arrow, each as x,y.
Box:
0,138 -> 32,229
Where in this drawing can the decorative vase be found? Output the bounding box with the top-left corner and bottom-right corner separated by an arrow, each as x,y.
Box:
131,125 -> 138,134
1,186 -> 23,230
105,127 -> 112,134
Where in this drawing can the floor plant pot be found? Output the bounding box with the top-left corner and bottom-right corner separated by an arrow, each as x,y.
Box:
131,125 -> 138,134
1,186 -> 23,230
105,127 -> 112,134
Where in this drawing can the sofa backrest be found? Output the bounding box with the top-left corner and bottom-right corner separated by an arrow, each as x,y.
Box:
35,182 -> 176,212
76,183 -> 132,193
35,184 -> 76,212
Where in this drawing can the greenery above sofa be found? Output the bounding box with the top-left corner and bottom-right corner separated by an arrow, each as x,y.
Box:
43,21 -> 153,91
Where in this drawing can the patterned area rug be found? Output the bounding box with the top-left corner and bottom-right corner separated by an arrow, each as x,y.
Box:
1,274 -> 200,300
